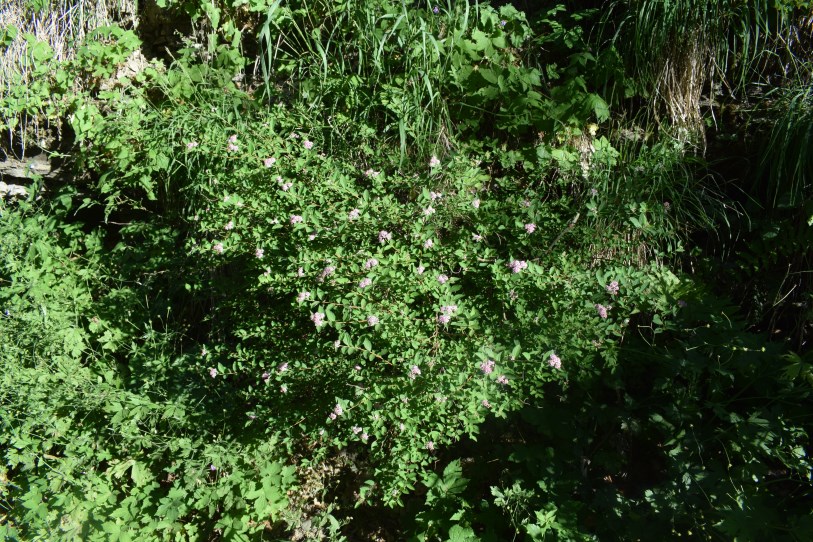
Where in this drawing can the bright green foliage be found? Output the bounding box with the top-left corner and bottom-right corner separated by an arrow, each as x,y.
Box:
1,0 -> 812,540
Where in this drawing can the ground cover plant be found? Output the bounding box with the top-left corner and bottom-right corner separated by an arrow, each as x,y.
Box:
1,1 -> 812,540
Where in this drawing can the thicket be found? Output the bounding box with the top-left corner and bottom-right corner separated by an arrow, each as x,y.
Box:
1,1 -> 812,540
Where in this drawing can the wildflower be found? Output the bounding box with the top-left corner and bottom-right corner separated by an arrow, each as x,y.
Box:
297,267 -> 305,277
472,198 -> 480,209
365,258 -> 379,269
329,413 -> 337,420
664,201 -> 671,210
210,464 -> 217,471
548,353 -> 562,370
480,359 -> 495,374
417,265 -> 426,275
595,304 -> 608,319
352,426 -> 362,434
423,239 -> 434,249
438,313 -> 451,324
278,362 -> 288,373
262,371 -> 270,383
361,432 -> 369,442
201,346 -> 208,357
255,247 -> 264,259
367,315 -> 379,326
348,208 -> 360,220
590,188 -> 598,196
430,191 -> 443,201
319,266 -> 335,281
228,134 -> 238,144
308,233 -> 316,241
524,223 -> 537,234
378,230 -> 392,244
354,365 -> 362,371
311,312 -> 325,327
280,384 -> 287,393
303,140 -> 314,150
364,168 -> 378,178
264,157 -> 276,167
423,206 -> 435,216
209,368 -> 218,378
186,141 -> 199,149
410,365 -> 421,379
290,215 -> 303,225
472,233 -> 483,242
334,404 -> 343,416
334,340 -> 342,349
228,142 -> 239,152
437,274 -> 449,284
606,281 -> 619,295
359,277 -> 372,289
496,375 -> 509,385
508,260 -> 528,273
522,199 -> 531,207
281,182 -> 293,191
224,220 -> 234,230
213,242 -> 224,254
429,155 -> 440,168
500,19 -> 507,27
426,441 -> 435,451
482,399 -> 491,408
441,305 -> 458,314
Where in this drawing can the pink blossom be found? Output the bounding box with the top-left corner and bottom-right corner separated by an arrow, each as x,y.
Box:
262,371 -> 271,383
378,230 -> 392,244
522,199 -> 531,208
423,239 -> 434,249
255,248 -> 264,259
548,353 -> 562,370
228,143 -> 239,152
437,274 -> 449,284
311,312 -> 325,327
496,375 -> 509,385
264,157 -> 276,167
186,141 -> 199,149
359,277 -> 372,289
430,191 -> 442,201
480,359 -> 495,374
333,403 -> 343,416
335,340 -> 342,349
209,367 -> 218,378
280,384 -> 287,393
472,199 -> 480,209
524,223 -> 537,234
364,169 -> 379,178
352,425 -> 362,434
409,365 -> 421,379
354,365 -> 362,371
297,267 -> 305,277
329,413 -> 337,420
303,140 -> 314,150
595,304 -> 608,319
423,206 -> 435,216
440,305 -> 458,314
367,315 -> 379,326
417,265 -> 426,275
319,266 -> 335,281
429,156 -> 440,168
508,260 -> 528,273
472,233 -> 483,242
606,281 -> 619,295
361,432 -> 369,442
348,208 -> 360,220
228,134 -> 238,143
290,215 -> 303,224
482,399 -> 491,408
278,362 -> 289,373
213,242 -> 224,254
281,182 -> 293,191
426,441 -> 435,451
365,258 -> 379,269
438,313 -> 451,324
224,220 -> 234,230
308,233 -> 316,241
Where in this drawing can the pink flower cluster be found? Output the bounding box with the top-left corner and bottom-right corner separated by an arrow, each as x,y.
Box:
186,141 -> 199,149
365,258 -> 379,269
209,367 -> 218,378
224,220 -> 234,230
303,140 -> 314,150
290,215 -> 303,225
606,281 -> 619,295
548,353 -> 562,370
480,359 -> 495,374
329,403 -> 343,420
409,365 -> 421,379
423,206 -> 435,216
255,248 -> 264,259
264,157 -> 276,167
423,239 -> 434,249
595,304 -> 608,319
228,134 -> 239,152
524,223 -> 537,234
311,312 -> 325,327
297,291 -> 311,303
212,242 -> 224,254
437,274 -> 449,284
359,277 -> 372,289
319,266 -> 335,282
378,230 -> 392,244
367,315 -> 379,326
348,208 -> 360,220
496,375 -> 509,385
430,191 -> 443,201
429,156 -> 440,168
508,260 -> 528,273
437,305 -> 458,325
